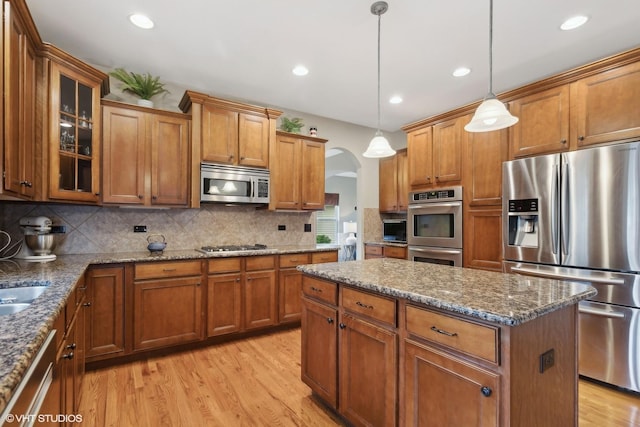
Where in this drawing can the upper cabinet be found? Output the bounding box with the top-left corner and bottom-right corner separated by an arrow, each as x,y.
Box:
2,0 -> 37,199
508,85 -> 570,159
270,131 -> 327,211
101,100 -> 190,207
379,149 -> 407,213
42,46 -> 108,203
571,61 -> 640,148
407,116 -> 463,190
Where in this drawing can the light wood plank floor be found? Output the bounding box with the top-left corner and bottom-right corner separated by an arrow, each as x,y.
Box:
79,328 -> 640,426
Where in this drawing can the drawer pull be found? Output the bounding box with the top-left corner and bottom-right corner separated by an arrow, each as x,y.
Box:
66,343 -> 76,350
339,323 -> 346,329
431,326 -> 458,337
163,268 -> 177,272
481,386 -> 492,397
356,301 -> 374,310
63,352 -> 74,360
327,317 -> 334,324
290,259 -> 298,262
83,302 -> 92,307
310,286 -> 323,293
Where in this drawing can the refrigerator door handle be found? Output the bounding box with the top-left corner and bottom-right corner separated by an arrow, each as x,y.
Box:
551,163 -> 560,254
510,267 -> 626,285
561,162 -> 570,256
578,306 -> 626,319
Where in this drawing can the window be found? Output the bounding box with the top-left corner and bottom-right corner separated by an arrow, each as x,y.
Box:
317,204 -> 339,244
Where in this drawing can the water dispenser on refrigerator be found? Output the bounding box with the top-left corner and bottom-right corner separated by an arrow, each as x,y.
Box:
506,198 -> 539,248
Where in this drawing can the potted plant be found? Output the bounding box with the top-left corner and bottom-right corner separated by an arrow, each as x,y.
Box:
280,116 -> 304,133
109,68 -> 169,108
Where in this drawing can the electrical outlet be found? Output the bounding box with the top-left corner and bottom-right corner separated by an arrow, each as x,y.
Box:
539,349 -> 554,373
304,224 -> 312,232
278,225 -> 286,231
134,225 -> 147,233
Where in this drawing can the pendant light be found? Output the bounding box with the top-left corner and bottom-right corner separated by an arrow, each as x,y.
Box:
464,0 -> 518,132
363,1 -> 396,158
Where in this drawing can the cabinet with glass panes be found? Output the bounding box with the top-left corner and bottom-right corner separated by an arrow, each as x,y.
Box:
46,52 -> 108,203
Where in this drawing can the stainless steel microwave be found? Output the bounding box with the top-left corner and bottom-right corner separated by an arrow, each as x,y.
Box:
201,163 -> 270,204
383,219 -> 407,243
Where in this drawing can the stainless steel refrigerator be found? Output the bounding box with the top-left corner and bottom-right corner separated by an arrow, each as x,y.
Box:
502,141 -> 640,393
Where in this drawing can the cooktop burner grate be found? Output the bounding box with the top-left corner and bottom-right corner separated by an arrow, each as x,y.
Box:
197,244 -> 268,253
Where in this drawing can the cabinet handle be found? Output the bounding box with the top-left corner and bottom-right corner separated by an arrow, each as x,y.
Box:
430,325 -> 458,337
95,192 -> 101,196
63,352 -> 74,360
435,176 -> 439,181
290,259 -> 298,262
560,139 -> 567,144
20,181 -> 33,187
355,301 -> 373,310
327,317 -> 334,324
240,157 -> 245,160
236,278 -> 240,282
480,386 -> 492,397
339,323 -> 346,329
163,268 -> 177,272
229,155 -> 234,161
66,343 -> 76,350
310,286 -> 323,293
138,195 -> 143,199
83,302 -> 92,307
578,136 -> 585,141
426,176 -> 431,182
152,195 -> 158,200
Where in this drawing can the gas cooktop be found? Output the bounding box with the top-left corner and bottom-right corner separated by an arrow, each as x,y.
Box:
196,244 -> 269,253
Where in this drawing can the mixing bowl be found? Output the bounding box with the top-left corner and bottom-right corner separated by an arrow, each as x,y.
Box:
25,234 -> 57,255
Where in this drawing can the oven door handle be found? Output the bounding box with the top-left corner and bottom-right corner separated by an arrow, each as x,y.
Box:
409,202 -> 461,209
409,247 -> 462,255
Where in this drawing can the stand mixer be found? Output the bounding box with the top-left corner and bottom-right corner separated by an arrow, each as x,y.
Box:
15,216 -> 57,262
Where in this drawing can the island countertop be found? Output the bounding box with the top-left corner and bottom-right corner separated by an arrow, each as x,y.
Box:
297,258 -> 597,326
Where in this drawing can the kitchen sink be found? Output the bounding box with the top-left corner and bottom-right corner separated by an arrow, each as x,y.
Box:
0,285 -> 49,315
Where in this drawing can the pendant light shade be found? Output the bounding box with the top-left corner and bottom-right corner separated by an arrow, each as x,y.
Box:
363,1 -> 396,158
465,0 -> 518,133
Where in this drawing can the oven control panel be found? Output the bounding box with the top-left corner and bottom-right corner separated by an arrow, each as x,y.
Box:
410,186 -> 462,203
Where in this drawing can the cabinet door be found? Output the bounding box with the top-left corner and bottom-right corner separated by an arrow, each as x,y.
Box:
509,85 -> 570,158
463,208 -> 503,271
404,340 -> 499,427
433,117 -> 463,185
365,244 -> 384,259
339,313 -> 397,427
85,266 -> 125,360
408,127 -> 433,187
279,268 -> 303,323
272,134 -> 301,209
238,113 -> 269,168
150,114 -> 189,205
396,149 -> 408,211
3,1 -> 36,198
207,273 -> 242,337
301,297 -> 338,407
301,140 -> 325,210
102,106 -> 146,204
133,276 -> 203,351
201,105 -> 238,164
572,61 -> 640,147
244,269 -> 277,330
463,127 -> 508,206
379,155 -> 399,213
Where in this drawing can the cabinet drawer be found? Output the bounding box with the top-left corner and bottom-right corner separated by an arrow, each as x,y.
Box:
302,276 -> 337,306
246,255 -> 276,271
406,305 -> 499,364
383,246 -> 407,259
208,257 -> 242,274
279,253 -> 311,268
341,287 -> 396,327
365,245 -> 383,256
311,251 -> 338,264
135,260 -> 202,280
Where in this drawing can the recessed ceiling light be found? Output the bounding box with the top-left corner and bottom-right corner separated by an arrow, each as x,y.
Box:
453,67 -> 471,77
292,65 -> 309,76
389,96 -> 403,104
129,14 -> 154,29
560,15 -> 589,31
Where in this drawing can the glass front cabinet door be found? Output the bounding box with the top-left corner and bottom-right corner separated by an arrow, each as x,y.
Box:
48,60 -> 106,203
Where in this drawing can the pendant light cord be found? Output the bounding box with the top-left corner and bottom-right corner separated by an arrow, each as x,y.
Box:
376,10 -> 382,131
488,0 -> 494,96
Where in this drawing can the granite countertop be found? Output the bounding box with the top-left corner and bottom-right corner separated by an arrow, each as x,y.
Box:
0,245 -> 337,414
298,258 -> 597,326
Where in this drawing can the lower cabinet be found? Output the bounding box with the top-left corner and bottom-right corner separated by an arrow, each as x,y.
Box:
244,256 -> 277,330
463,208 -> 503,271
132,260 -> 204,351
301,276 -> 398,427
364,243 -> 407,260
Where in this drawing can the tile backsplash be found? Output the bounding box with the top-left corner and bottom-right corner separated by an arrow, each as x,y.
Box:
0,202 -> 316,255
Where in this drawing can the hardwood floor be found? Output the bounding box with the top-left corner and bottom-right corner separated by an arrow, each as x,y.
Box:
79,328 -> 639,426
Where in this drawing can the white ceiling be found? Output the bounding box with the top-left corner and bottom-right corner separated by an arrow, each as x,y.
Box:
26,0 -> 640,131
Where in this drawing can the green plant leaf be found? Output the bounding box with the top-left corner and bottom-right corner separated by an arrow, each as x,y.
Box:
109,68 -> 169,100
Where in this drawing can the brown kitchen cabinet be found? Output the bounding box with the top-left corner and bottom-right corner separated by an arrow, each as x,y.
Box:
463,125 -> 508,207
364,243 -> 384,259
85,265 -> 125,362
301,276 -> 398,426
207,257 -> 243,337
270,131 -> 328,210
244,255 -> 277,330
379,148 -> 408,213
364,243 -> 406,260
2,0 -> 37,199
407,117 -> 463,190
101,100 -> 190,207
132,260 -> 204,351
571,60 -> 640,148
508,85 -> 571,159
44,47 -> 107,203
463,208 -> 503,272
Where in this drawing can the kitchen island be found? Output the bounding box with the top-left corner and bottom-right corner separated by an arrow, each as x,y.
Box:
298,258 -> 597,427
